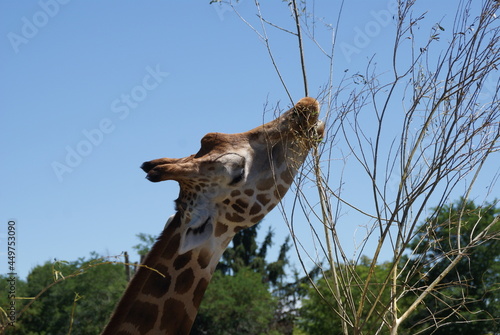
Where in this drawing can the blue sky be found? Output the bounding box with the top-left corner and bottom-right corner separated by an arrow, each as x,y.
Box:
1,1 -> 498,280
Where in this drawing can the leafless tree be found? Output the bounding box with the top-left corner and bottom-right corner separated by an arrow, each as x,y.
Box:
222,0 -> 500,333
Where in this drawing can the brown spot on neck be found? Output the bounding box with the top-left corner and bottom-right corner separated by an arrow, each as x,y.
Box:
175,268 -> 195,294
197,249 -> 212,269
251,214 -> 265,223
231,203 -> 246,214
160,298 -> 193,334
215,221 -> 228,237
276,184 -> 287,198
163,233 -> 181,260
126,300 -> 159,334
256,177 -> 275,191
280,169 -> 294,185
244,189 -> 254,196
225,212 -> 245,222
193,277 -> 209,309
141,264 -> 171,299
256,193 -> 271,206
173,251 -> 193,270
249,203 -> 262,215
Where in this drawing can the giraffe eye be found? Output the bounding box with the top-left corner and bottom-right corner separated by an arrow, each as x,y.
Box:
229,169 -> 245,185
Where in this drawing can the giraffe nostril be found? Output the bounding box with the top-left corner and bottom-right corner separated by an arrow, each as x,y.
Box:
141,161 -> 154,173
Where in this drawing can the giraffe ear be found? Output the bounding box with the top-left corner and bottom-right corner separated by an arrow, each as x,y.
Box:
178,216 -> 214,255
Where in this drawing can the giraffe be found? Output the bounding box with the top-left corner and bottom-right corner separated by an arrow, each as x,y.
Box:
101,97 -> 324,335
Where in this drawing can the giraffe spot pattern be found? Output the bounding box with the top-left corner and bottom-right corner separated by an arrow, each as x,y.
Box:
256,193 -> 271,206
231,203 -> 246,214
163,214 -> 182,236
274,184 -> 287,199
197,249 -> 211,269
141,264 -> 171,299
160,298 -> 193,334
235,198 -> 248,209
256,177 -> 274,191
244,189 -> 254,196
126,300 -> 158,334
173,251 -> 193,270
280,169 -> 294,185
175,268 -> 195,294
249,203 -> 262,215
214,221 -> 228,237
163,233 -> 181,261
233,226 -> 245,234
225,212 -> 245,222
192,277 -> 209,309
267,203 -> 277,212
251,214 -> 265,223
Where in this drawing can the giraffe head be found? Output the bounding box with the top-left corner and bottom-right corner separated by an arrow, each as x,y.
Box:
141,97 -> 323,258
102,98 -> 323,334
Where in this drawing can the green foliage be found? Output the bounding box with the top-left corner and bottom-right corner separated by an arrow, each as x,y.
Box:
0,274 -> 28,334
132,232 -> 156,257
192,267 -> 278,335
217,225 -> 269,277
218,225 -> 293,288
1,254 -> 127,335
297,199 -> 499,335
297,258 -> 393,335
193,223 -> 300,334
402,199 -> 500,335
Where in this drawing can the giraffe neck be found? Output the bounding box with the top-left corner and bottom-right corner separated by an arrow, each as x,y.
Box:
102,213 -> 228,335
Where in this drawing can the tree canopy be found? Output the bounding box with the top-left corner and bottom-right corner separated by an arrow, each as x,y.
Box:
402,199 -> 500,335
0,255 -> 127,335
298,258 -> 394,335
296,199 -> 499,335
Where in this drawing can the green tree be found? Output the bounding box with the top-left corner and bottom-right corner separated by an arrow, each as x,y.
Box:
402,199 -> 500,335
0,275 -> 28,334
192,267 -> 278,335
132,232 -> 156,259
298,258 -> 393,335
5,254 -> 127,335
217,225 -> 302,334
217,225 -> 271,277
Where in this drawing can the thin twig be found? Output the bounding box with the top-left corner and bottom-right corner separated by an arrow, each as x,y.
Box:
291,0 -> 309,97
